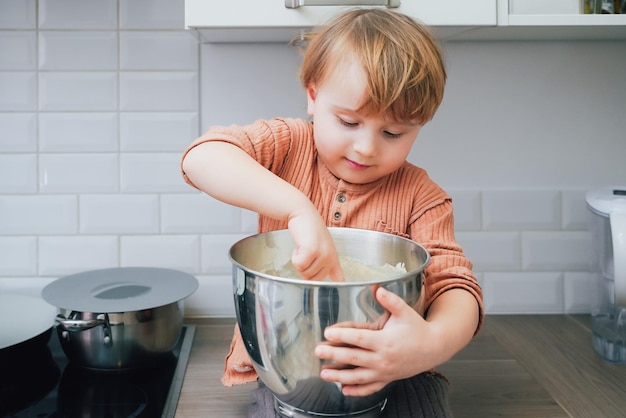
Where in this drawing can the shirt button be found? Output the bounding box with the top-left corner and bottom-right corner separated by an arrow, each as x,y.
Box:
333,212 -> 342,221
337,193 -> 346,203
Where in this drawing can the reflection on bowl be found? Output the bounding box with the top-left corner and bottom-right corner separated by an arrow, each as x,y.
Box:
229,228 -> 429,417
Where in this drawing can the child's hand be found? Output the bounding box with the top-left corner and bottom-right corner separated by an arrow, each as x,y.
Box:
314,287 -> 436,396
288,207 -> 344,282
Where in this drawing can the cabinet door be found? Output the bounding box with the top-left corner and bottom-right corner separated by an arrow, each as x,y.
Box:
185,0 -> 496,42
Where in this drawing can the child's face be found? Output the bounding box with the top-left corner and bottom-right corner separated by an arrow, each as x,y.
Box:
306,60 -> 422,185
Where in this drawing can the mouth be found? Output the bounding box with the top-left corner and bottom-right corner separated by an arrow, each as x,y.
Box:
345,158 -> 371,171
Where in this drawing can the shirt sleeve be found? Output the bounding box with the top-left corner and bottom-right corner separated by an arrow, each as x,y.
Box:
409,199 -> 484,335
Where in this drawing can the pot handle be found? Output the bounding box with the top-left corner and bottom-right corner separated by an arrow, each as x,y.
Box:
611,210 -> 626,307
55,313 -> 112,344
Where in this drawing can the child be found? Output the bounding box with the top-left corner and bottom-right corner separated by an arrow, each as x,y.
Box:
181,7 -> 483,417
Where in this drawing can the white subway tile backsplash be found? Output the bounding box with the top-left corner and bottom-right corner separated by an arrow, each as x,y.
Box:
160,194 -> 242,234
0,72 -> 37,111
456,231 -> 521,272
522,231 -> 590,271
0,195 -> 78,235
483,190 -> 561,230
120,235 -> 199,273
184,274 -> 235,317
39,31 -> 118,70
120,153 -> 188,193
0,0 -> 36,29
241,209 -> 258,234
119,0 -> 184,30
0,113 -> 37,152
482,272 -> 564,313
563,272 -> 593,313
0,278 -> 56,297
448,190 -> 482,231
39,0 -> 117,30
201,234 -> 247,274
562,190 -> 589,230
0,236 -> 37,275
0,154 -> 37,193
39,154 -> 119,193
120,31 -> 198,70
39,72 -> 118,111
80,194 -> 159,234
120,112 -> 199,152
0,31 -> 36,70
39,113 -> 118,152
39,235 -> 118,275
119,72 -> 198,111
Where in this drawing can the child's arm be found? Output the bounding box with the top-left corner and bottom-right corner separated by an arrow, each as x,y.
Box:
182,141 -> 344,281
315,287 -> 479,397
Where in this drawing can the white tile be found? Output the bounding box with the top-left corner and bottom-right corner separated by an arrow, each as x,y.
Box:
120,112 -> 199,151
200,234 -> 247,274
0,154 -> 37,193
80,194 -> 159,234
241,209 -> 258,234
119,0 -> 184,30
39,31 -> 117,70
120,235 -> 199,273
483,190 -> 561,230
39,235 -> 118,276
0,72 -> 37,111
39,72 -> 118,111
39,0 -> 117,30
184,274 -> 235,317
0,195 -> 78,235
0,236 -> 37,275
562,189 -> 589,230
39,113 -> 118,152
119,72 -> 198,111
161,194 -> 242,234
39,154 -> 119,193
0,0 -> 36,29
448,190 -> 482,231
0,278 -> 56,297
455,231 -> 521,272
563,272 -> 592,313
120,153 -> 189,193
0,31 -> 36,69
120,31 -> 198,70
482,272 -> 564,314
0,113 -> 37,152
522,231 -> 591,271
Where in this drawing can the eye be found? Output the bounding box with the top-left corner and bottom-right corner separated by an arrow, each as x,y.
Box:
338,117 -> 358,128
383,130 -> 402,139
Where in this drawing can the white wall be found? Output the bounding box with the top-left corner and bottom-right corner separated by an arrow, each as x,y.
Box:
1,0 -> 625,317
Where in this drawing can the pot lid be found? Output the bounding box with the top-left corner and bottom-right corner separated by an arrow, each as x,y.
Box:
0,294 -> 57,350
42,267 -> 199,313
586,186 -> 626,217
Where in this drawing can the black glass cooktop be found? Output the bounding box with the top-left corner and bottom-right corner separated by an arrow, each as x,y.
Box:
1,324 -> 195,418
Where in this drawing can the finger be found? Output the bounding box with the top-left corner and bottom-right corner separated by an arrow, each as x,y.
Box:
318,367 -> 385,396
375,287 -> 411,317
316,333 -> 377,363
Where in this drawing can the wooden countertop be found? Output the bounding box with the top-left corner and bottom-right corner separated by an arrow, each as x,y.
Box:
176,315 -> 626,417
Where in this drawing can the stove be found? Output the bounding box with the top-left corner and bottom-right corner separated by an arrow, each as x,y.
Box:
2,324 -> 196,418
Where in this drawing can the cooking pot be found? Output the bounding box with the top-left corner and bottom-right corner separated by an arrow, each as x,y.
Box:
229,227 -> 429,417
41,267 -> 198,371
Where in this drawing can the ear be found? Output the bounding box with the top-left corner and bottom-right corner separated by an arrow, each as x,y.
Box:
306,85 -> 316,117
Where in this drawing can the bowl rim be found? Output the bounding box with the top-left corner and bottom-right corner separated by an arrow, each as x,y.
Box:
228,227 -> 430,286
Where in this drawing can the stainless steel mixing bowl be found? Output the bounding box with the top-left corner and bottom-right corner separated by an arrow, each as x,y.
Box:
229,227 -> 430,417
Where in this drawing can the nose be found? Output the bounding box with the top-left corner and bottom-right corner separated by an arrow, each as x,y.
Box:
352,131 -> 377,157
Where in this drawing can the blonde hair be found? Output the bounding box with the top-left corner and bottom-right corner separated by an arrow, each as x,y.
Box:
298,8 -> 446,124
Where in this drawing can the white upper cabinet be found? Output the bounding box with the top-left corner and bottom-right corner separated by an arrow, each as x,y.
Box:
185,0 -> 626,42
184,0 -> 496,42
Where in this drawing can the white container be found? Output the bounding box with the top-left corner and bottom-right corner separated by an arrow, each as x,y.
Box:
586,186 -> 626,362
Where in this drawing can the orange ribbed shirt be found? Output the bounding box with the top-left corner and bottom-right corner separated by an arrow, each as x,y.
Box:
181,117 -> 484,385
